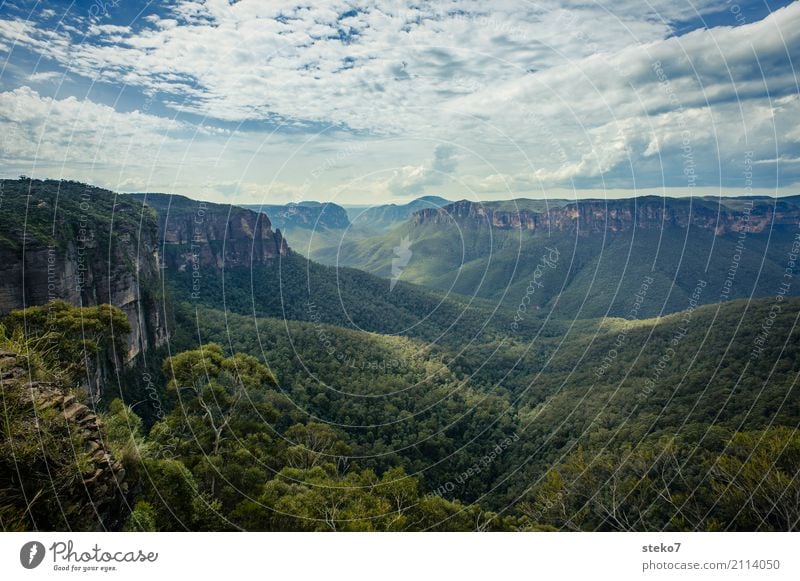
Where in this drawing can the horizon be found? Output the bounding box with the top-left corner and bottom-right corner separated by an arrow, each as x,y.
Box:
7,176 -> 799,208
6,175 -> 800,208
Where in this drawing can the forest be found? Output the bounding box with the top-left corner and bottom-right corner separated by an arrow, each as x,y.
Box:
1,178 -> 798,532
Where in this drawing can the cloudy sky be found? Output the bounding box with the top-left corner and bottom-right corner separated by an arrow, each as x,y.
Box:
0,0 -> 798,204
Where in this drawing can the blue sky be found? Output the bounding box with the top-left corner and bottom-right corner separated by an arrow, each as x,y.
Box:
0,0 -> 798,204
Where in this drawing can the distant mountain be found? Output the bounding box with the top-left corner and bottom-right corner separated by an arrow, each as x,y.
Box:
347,195 -> 451,233
127,191 -> 536,342
317,195 -> 800,318
241,201 -> 350,231
410,195 -> 800,234
232,196 -> 454,263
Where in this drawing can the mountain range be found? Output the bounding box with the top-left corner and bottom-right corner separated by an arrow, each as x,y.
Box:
2,177 -> 798,532
269,194 -> 800,318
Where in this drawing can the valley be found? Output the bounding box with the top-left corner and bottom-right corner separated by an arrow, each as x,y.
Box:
1,178 -> 798,532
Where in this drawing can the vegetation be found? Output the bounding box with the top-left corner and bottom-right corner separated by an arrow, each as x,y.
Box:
167,249 -> 543,341
4,294 -> 797,531
2,180 -> 799,532
313,205 -> 800,318
0,177 -> 157,253
1,300 -> 131,387
0,306 -> 130,531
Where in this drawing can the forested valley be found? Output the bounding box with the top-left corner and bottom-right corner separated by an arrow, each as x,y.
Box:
1,178 -> 799,532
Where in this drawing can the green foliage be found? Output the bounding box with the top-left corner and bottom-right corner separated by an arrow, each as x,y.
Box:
524,427 -> 800,532
172,305 -> 521,500
2,300 -> 130,386
252,463 -> 513,531
0,178 -> 157,252
136,457 -> 205,530
0,353 -> 97,530
102,399 -> 150,483
128,341 -> 519,531
710,427 -> 800,531
123,501 -> 157,532
167,250 -> 541,342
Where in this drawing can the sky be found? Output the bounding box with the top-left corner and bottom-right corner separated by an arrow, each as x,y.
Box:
0,0 -> 799,205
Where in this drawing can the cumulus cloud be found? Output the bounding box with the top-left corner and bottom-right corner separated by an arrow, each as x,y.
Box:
387,144 -> 459,196
0,86 -> 186,165
0,0 -> 797,198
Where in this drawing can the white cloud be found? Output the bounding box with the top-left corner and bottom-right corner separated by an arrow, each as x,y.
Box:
0,86 -> 188,164
26,71 -> 63,83
0,1 -> 797,199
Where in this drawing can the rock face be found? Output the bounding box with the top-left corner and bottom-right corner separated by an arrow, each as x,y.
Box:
0,179 -> 168,364
131,193 -> 289,270
0,181 -> 288,381
411,196 -> 800,235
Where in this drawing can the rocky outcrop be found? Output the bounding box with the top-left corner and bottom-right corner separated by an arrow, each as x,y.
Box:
0,179 -> 168,365
131,193 -> 289,270
411,196 -> 800,235
0,350 -> 128,530
34,388 -> 128,520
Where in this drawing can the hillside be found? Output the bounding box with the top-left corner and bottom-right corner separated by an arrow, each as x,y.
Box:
2,179 -> 798,532
169,295 -> 800,528
316,195 -> 800,317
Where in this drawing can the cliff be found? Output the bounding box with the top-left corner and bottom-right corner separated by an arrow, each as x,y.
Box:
131,193 -> 289,270
411,196 -> 800,235
0,179 -> 168,364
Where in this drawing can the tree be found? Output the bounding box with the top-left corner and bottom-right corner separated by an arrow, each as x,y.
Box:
149,344 -> 283,523
710,427 -> 800,531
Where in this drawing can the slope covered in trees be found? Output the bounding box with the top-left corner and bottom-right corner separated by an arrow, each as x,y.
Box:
313,196 -> 800,318
1,180 -> 798,532
2,292 -> 798,531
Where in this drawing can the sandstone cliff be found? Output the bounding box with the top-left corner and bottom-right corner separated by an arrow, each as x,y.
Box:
411,196 -> 800,235
0,179 -> 168,364
131,193 -> 289,270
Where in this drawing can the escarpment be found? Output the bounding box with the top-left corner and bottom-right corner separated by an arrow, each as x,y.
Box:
0,179 -> 168,366
411,196 -> 800,235
131,193 -> 289,270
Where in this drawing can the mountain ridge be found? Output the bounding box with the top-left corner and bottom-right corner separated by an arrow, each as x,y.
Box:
411,195 -> 800,235
241,201 -> 351,231
129,193 -> 290,270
